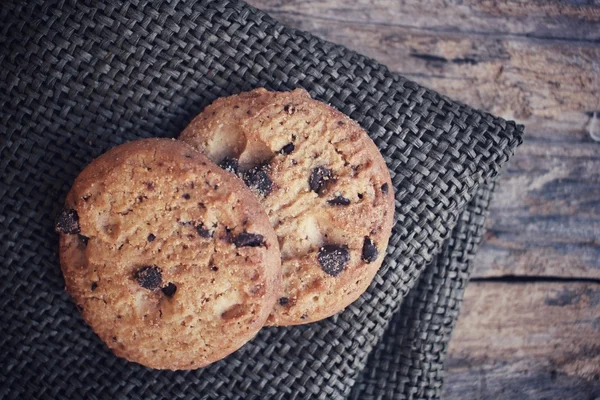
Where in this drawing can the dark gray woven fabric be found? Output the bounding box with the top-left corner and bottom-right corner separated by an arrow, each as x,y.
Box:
352,180 -> 496,399
0,0 -> 523,399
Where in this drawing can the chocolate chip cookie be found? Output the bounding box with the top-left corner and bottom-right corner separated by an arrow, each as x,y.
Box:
180,89 -> 395,326
57,138 -> 281,369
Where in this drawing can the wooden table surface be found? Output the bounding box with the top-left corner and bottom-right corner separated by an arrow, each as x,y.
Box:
247,1 -> 600,398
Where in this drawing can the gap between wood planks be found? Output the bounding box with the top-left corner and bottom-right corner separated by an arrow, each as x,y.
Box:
265,10 -> 600,45
470,275 -> 600,284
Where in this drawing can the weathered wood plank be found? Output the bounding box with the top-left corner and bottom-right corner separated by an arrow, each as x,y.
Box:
252,0 -> 600,42
473,120 -> 600,279
444,281 -> 600,399
248,6 -> 600,123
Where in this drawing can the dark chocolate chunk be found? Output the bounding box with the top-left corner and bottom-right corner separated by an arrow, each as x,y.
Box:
309,166 -> 334,195
279,142 -> 295,155
182,193 -> 191,200
233,232 -> 266,248
162,283 -> 177,297
362,237 -> 378,263
147,233 -> 156,242
327,195 -> 351,206
381,183 -> 389,194
196,222 -> 213,238
78,234 -> 89,245
278,297 -> 289,306
91,282 -> 97,291
284,104 -> 295,114
55,209 -> 80,234
133,266 -> 162,290
243,165 -> 272,196
317,245 -> 350,276
219,157 -> 239,174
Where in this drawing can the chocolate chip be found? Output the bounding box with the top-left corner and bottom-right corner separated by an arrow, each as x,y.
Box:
278,297 -> 289,306
309,166 -> 334,195
78,234 -> 89,245
219,157 -> 239,174
327,196 -> 350,206
243,165 -> 272,196
317,245 -> 350,276
182,193 -> 191,200
162,283 -> 177,297
146,182 -> 154,190
196,222 -> 213,238
233,232 -> 266,247
381,183 -> 389,194
133,266 -> 162,290
362,237 -> 378,263
91,282 -> 97,291
223,227 -> 233,243
210,265 -> 219,272
55,209 -> 80,234
279,143 -> 295,155
184,154 -> 192,159
357,193 -> 364,200
147,233 -> 156,242
300,313 -> 308,320
284,104 -> 295,114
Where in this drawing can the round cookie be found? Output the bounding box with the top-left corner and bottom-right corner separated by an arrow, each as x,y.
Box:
180,88 -> 395,326
56,138 -> 281,369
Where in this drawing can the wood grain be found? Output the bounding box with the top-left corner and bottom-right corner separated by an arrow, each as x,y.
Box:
254,0 -> 600,42
444,282 -> 600,399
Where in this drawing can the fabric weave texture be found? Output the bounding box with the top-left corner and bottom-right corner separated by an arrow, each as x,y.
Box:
0,0 -> 523,399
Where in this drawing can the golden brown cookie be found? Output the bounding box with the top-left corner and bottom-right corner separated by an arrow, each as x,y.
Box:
56,138 -> 281,369
180,89 -> 394,326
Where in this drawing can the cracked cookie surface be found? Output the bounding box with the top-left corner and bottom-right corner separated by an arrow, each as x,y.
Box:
180,89 -> 394,326
57,138 -> 281,369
